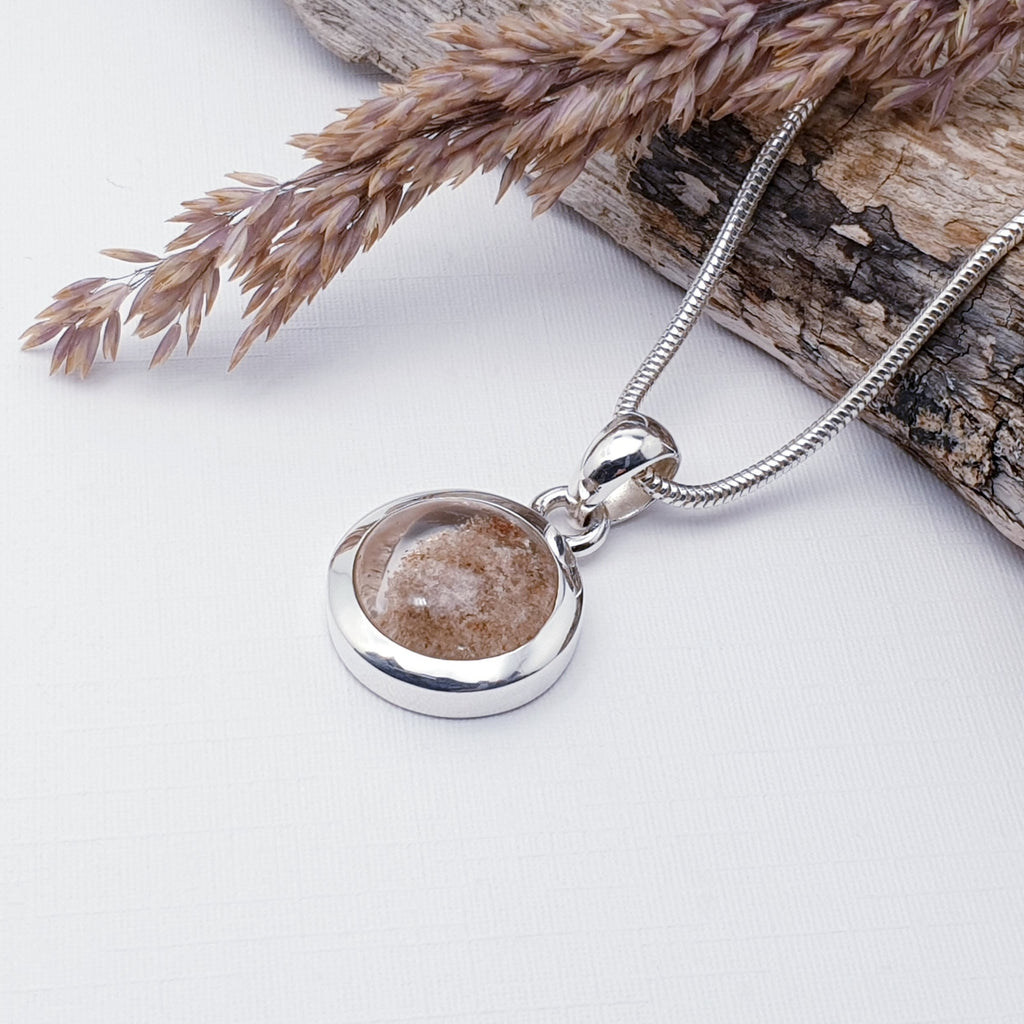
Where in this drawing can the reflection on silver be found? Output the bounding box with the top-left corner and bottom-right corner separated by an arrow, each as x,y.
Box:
327,491 -> 583,718
572,412 -> 678,525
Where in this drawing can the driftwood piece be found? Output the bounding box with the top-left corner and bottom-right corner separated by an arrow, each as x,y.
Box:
286,0 -> 1024,549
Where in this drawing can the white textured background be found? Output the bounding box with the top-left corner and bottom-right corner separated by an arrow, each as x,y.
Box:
3,1 -> 1024,1021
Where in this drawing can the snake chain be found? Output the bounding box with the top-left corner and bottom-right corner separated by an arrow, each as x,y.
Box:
615,99 -> 1024,510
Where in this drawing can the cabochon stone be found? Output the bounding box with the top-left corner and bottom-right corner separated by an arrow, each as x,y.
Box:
354,500 -> 558,660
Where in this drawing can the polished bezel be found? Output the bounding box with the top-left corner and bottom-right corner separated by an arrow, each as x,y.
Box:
327,490 -> 583,718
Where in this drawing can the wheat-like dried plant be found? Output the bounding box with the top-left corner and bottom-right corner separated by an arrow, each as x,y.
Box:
21,0 -> 1024,376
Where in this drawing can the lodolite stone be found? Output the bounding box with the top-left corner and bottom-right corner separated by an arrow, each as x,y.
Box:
354,498 -> 558,660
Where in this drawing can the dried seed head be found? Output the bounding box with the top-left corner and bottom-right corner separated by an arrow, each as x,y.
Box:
23,0 -> 1024,373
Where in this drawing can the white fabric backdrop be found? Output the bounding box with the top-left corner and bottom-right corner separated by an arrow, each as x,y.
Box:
3,1 -> 1024,1021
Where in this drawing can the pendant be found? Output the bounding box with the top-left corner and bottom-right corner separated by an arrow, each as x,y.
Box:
327,414 -> 678,717
327,491 -> 584,717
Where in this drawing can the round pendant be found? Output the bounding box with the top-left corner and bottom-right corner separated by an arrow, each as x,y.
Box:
327,491 -> 583,718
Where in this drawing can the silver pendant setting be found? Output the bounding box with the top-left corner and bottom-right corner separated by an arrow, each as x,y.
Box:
327,490 -> 584,718
328,414 -> 679,718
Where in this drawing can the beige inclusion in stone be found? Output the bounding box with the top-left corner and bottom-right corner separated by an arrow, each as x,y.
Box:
354,503 -> 558,660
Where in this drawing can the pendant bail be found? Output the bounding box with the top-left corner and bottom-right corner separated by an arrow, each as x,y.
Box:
572,413 -> 679,525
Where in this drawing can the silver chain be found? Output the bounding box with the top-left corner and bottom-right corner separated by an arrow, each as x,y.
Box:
617,100 -> 1024,510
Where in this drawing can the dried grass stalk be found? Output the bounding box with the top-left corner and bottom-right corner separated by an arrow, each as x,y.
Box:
21,0 -> 1024,375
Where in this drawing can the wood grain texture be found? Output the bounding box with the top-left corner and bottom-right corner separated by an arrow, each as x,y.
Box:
285,0 -> 1024,548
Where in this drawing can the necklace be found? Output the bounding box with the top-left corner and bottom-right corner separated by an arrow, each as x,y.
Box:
326,100 -> 1024,718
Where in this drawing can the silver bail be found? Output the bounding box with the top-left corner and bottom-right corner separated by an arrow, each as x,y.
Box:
572,413 -> 679,525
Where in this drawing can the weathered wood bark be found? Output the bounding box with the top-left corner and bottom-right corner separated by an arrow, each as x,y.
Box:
286,0 -> 1024,549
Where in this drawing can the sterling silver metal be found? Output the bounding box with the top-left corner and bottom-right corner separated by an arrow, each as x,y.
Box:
571,412 -> 679,525
327,491 -> 583,718
615,99 -> 820,417
531,486 -> 611,555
